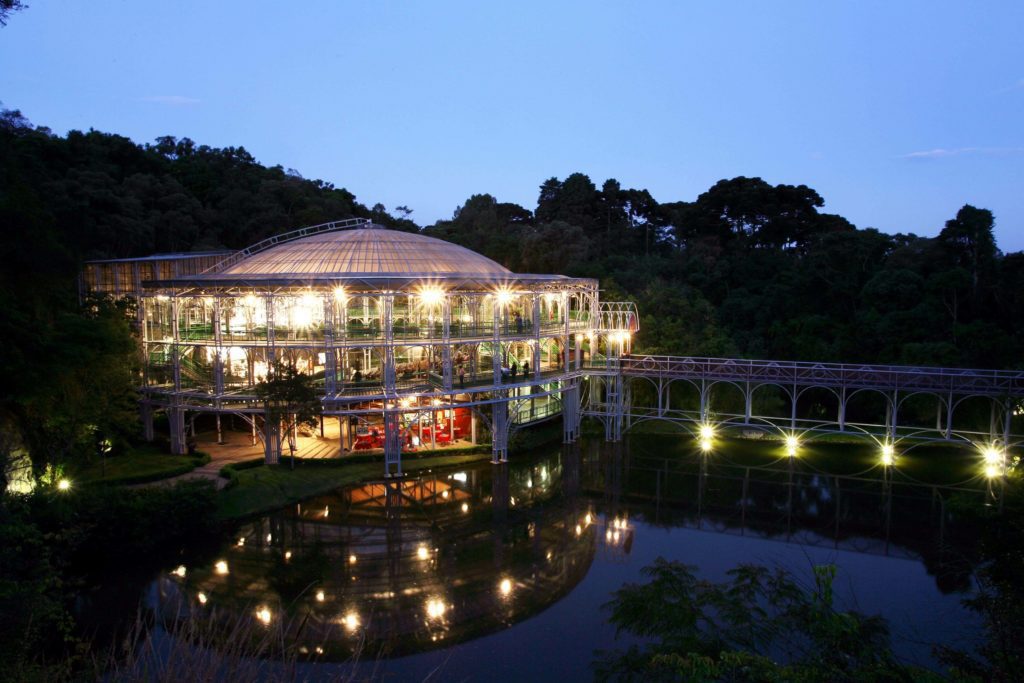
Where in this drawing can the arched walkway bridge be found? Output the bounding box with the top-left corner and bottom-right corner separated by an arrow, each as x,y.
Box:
585,355 -> 1024,446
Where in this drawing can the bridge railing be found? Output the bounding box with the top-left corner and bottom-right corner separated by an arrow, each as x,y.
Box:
620,355 -> 1024,396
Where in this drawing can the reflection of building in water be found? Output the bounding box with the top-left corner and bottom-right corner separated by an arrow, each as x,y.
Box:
157,450 -> 599,658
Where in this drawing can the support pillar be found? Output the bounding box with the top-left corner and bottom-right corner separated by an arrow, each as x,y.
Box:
263,413 -> 280,465
945,394 -> 954,440
790,386 -> 798,430
168,405 -> 186,455
1003,399 -> 1012,448
990,400 -> 998,441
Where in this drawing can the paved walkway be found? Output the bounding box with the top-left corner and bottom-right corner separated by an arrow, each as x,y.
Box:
143,425 -> 476,490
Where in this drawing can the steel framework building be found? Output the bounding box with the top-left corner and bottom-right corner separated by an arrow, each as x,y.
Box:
92,219 -> 638,473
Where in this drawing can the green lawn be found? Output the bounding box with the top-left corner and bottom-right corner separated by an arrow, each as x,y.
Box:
75,444 -> 208,486
216,452 -> 491,520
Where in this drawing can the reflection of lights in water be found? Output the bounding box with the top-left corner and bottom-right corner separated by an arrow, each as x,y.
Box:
417,545 -> 429,560
425,598 -> 447,619
613,531 -> 620,542
349,554 -> 357,565
605,529 -> 612,541
985,464 -> 1001,479
316,590 -> 325,602
461,502 -> 469,513
344,612 -> 359,632
197,592 -> 208,605
499,578 -> 512,597
215,560 -> 229,575
172,565 -> 186,578
256,607 -> 272,625
700,439 -> 712,452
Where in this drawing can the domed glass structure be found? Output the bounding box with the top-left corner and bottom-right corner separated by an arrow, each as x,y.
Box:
93,218 -> 637,471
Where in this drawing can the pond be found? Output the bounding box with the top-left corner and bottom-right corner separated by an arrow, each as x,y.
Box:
145,435 -> 986,680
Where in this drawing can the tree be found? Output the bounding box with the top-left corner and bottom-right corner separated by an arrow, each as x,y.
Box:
938,204 -> 998,304
0,1 -> 27,27
595,558 -> 935,682
255,361 -> 320,464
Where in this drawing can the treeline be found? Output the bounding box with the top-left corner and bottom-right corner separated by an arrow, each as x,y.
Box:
428,178 -> 1022,369
2,107 -> 1023,386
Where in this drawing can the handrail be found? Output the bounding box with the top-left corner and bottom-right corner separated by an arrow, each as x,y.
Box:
620,354 -> 1024,395
200,218 -> 372,275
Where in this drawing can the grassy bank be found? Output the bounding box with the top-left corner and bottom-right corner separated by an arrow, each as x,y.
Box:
216,452 -> 491,520
74,444 -> 209,486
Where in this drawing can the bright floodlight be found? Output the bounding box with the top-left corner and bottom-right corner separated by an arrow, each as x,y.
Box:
699,424 -> 715,440
495,288 -> 515,306
499,578 -> 512,596
417,545 -> 429,560
57,478 -> 71,491
983,446 -> 1003,465
215,560 -> 229,575
985,464 -> 1001,479
700,438 -> 713,453
332,286 -> 348,303
418,285 -> 445,309
881,444 -> 895,467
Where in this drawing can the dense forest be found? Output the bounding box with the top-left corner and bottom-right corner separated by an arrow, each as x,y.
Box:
2,106 -> 1023,476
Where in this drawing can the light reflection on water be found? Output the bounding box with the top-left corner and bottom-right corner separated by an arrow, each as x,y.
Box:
155,436 -> 985,678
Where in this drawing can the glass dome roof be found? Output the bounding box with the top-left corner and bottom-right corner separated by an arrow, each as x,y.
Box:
216,226 -> 512,280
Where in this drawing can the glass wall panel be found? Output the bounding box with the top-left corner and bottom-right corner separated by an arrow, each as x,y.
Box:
144,297 -> 175,341
223,294 -> 268,342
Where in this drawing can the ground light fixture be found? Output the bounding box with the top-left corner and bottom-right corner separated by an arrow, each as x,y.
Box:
982,445 -> 1005,478
881,443 -> 895,467
57,478 -> 71,491
785,435 -> 799,457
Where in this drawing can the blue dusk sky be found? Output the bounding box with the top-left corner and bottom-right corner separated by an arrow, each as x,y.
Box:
2,1 -> 1022,249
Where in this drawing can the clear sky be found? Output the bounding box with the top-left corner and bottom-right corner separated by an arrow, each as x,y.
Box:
2,1 -> 1022,249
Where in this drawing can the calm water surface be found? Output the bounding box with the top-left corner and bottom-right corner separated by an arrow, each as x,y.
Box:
151,436 -> 984,680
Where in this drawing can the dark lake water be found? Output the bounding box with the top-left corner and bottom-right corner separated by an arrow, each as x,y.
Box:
145,435 -> 985,680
